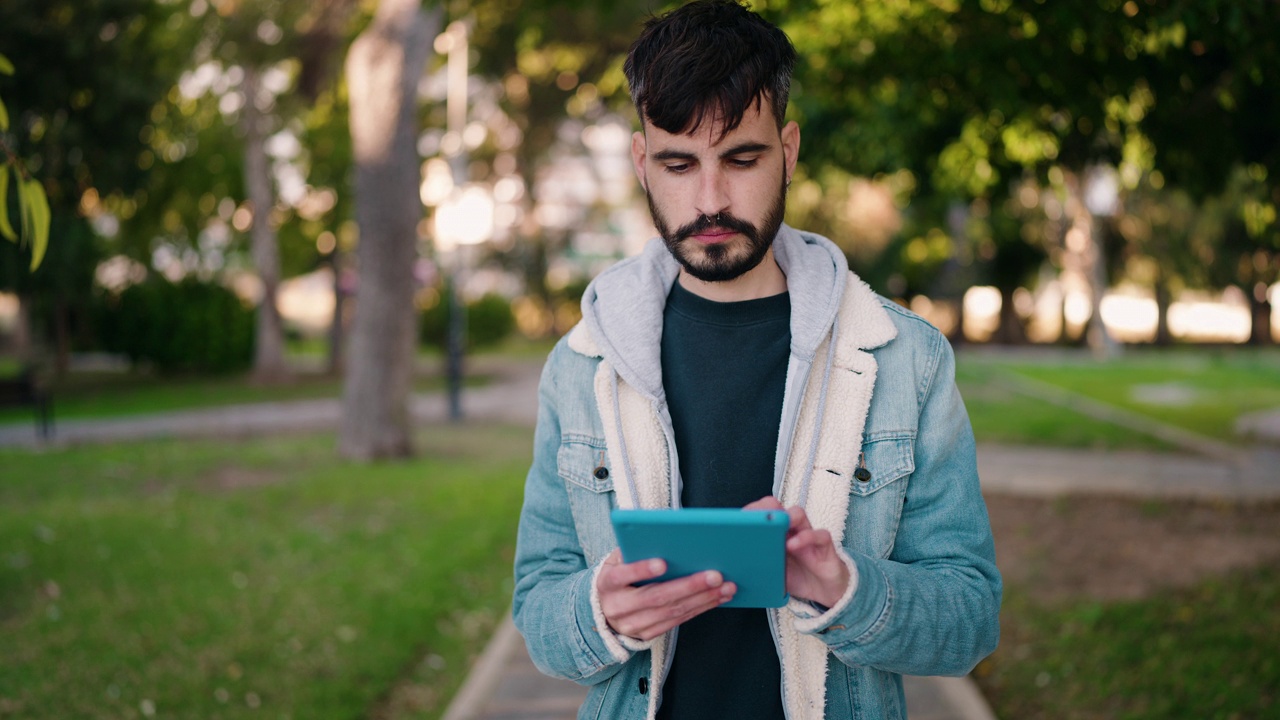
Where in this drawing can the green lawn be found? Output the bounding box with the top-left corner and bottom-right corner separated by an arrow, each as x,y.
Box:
969,346 -> 1280,443
0,424 -> 532,719
955,359 -> 1177,451
0,369 -> 487,426
977,563 -> 1280,719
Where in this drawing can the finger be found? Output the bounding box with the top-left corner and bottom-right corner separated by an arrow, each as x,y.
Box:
785,505 -> 813,534
609,569 -> 724,621
599,557 -> 667,591
786,528 -> 834,557
626,582 -> 737,640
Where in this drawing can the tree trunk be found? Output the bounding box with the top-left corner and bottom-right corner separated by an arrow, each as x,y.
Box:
339,0 -> 437,460
326,249 -> 346,376
1154,279 -> 1173,346
1250,282 -> 1274,345
996,285 -> 1027,345
241,66 -> 290,383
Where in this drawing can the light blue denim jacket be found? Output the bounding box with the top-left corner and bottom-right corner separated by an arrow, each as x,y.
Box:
513,227 -> 1001,719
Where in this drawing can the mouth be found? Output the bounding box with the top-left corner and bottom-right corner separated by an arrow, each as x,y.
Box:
689,228 -> 739,244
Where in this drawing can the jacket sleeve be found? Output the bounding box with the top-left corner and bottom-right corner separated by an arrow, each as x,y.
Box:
795,334 -> 1002,676
511,355 -> 634,685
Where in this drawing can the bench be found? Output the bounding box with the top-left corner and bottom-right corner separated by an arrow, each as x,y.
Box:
0,368 -> 54,440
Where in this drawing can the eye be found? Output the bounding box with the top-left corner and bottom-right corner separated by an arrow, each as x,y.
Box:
728,157 -> 759,169
663,163 -> 692,175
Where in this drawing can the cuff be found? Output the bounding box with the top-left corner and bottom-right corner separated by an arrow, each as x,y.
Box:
789,547 -> 860,634
588,562 -> 651,661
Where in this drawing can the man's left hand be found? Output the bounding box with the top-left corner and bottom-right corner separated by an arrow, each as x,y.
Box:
745,496 -> 850,608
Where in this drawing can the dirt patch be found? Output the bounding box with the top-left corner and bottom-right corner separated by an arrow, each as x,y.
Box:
986,493 -> 1280,603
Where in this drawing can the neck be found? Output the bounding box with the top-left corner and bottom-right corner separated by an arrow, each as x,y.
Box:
677,248 -> 787,302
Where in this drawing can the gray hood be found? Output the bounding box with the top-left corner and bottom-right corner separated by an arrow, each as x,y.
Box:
580,224 -> 849,402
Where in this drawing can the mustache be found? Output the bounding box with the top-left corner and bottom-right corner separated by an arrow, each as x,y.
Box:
673,211 -> 757,242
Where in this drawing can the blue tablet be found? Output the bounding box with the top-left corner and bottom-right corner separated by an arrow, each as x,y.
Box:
610,508 -> 790,608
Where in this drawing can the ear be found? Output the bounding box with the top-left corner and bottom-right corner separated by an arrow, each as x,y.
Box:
781,121 -> 800,184
631,130 -> 648,192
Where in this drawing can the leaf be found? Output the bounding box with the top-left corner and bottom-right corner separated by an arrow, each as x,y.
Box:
24,179 -> 50,271
0,164 -> 14,241
0,53 -> 13,76
0,96 -> 8,132
15,167 -> 32,241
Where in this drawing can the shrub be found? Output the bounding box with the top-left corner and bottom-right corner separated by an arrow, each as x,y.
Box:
421,291 -> 515,351
99,277 -> 255,373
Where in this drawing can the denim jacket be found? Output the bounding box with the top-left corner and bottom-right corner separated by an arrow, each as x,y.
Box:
513,226 -> 1002,719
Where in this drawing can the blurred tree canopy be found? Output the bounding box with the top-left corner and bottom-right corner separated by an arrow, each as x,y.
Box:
766,0 -> 1278,342
0,0 -> 184,367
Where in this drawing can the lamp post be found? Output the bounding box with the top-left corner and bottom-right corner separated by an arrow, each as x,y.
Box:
1083,164 -> 1120,359
437,20 -> 469,421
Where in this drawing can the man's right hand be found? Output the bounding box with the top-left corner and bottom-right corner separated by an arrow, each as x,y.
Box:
596,549 -> 736,641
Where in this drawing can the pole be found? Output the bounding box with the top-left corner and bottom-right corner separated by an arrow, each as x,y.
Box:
444,21 -> 468,421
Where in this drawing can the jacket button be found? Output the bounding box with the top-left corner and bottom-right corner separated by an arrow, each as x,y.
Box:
593,466 -> 609,480
854,467 -> 872,483
638,677 -> 648,694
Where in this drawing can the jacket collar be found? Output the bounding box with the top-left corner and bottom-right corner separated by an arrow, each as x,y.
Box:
570,226 -> 896,393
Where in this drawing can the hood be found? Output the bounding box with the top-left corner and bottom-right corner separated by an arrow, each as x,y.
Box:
579,224 -> 849,401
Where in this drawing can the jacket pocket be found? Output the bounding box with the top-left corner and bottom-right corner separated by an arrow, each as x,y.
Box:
850,434 -> 914,496
557,435 -> 616,565
846,434 -> 914,559
558,435 -> 614,493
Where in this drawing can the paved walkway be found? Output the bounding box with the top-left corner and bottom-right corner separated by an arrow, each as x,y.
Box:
4,354 -> 1278,720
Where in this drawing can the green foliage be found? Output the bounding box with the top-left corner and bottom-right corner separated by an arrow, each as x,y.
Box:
421,291 -> 516,351
98,278 -> 255,374
981,563 -> 1280,718
0,52 -> 51,270
0,424 -> 530,718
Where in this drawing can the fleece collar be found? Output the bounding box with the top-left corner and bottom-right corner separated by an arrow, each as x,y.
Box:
576,225 -> 872,398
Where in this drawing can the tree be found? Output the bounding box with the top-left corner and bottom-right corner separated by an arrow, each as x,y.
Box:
771,0 -> 1280,348
0,54 -> 51,275
0,0 -> 180,370
338,0 -> 438,460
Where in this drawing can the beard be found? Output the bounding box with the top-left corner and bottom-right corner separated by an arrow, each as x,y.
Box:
648,176 -> 788,283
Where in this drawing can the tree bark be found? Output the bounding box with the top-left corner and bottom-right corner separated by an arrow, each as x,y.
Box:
1154,278 -> 1173,346
995,285 -> 1027,345
1250,282 -> 1274,345
326,249 -> 346,376
339,0 -> 437,460
241,66 -> 290,383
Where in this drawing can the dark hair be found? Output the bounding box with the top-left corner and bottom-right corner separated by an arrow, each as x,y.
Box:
624,0 -> 797,138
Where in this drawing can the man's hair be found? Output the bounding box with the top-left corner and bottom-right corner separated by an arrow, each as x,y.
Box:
623,0 -> 797,137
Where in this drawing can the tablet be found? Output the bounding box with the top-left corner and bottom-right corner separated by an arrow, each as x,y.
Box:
610,508 -> 790,608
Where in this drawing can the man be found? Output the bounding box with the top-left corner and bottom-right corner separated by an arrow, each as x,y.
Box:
512,2 -> 1002,718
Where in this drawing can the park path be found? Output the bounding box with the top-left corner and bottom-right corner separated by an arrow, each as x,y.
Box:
3,352 -> 1278,720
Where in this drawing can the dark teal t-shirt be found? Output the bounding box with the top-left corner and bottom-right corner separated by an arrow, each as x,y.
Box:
656,280 -> 790,720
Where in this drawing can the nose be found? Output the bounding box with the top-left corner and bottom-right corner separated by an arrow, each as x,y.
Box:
694,166 -> 730,219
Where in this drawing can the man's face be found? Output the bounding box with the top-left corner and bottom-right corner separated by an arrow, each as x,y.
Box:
632,103 -> 800,284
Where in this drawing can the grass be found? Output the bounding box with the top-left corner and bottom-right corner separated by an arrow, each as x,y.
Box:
975,346 -> 1280,443
0,424 -> 533,719
955,359 -> 1177,451
0,368 -> 487,426
0,337 -> 561,427
976,563 -> 1280,719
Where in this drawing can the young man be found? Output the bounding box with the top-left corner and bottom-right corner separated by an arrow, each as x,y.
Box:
512,2 -> 1002,718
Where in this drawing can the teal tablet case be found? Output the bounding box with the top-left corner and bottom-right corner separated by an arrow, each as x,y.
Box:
610,508 -> 790,608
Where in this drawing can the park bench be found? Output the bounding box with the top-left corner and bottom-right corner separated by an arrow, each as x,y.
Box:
0,367 -> 54,440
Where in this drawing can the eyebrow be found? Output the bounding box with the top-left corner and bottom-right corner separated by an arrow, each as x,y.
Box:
651,142 -> 773,163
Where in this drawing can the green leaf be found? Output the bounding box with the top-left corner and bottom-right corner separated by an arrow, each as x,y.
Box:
15,168 -> 32,241
0,164 -> 14,241
0,96 -> 8,132
0,53 -> 13,76
24,178 -> 50,271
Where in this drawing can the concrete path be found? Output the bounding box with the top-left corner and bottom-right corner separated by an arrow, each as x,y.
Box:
5,354 -> 1277,720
